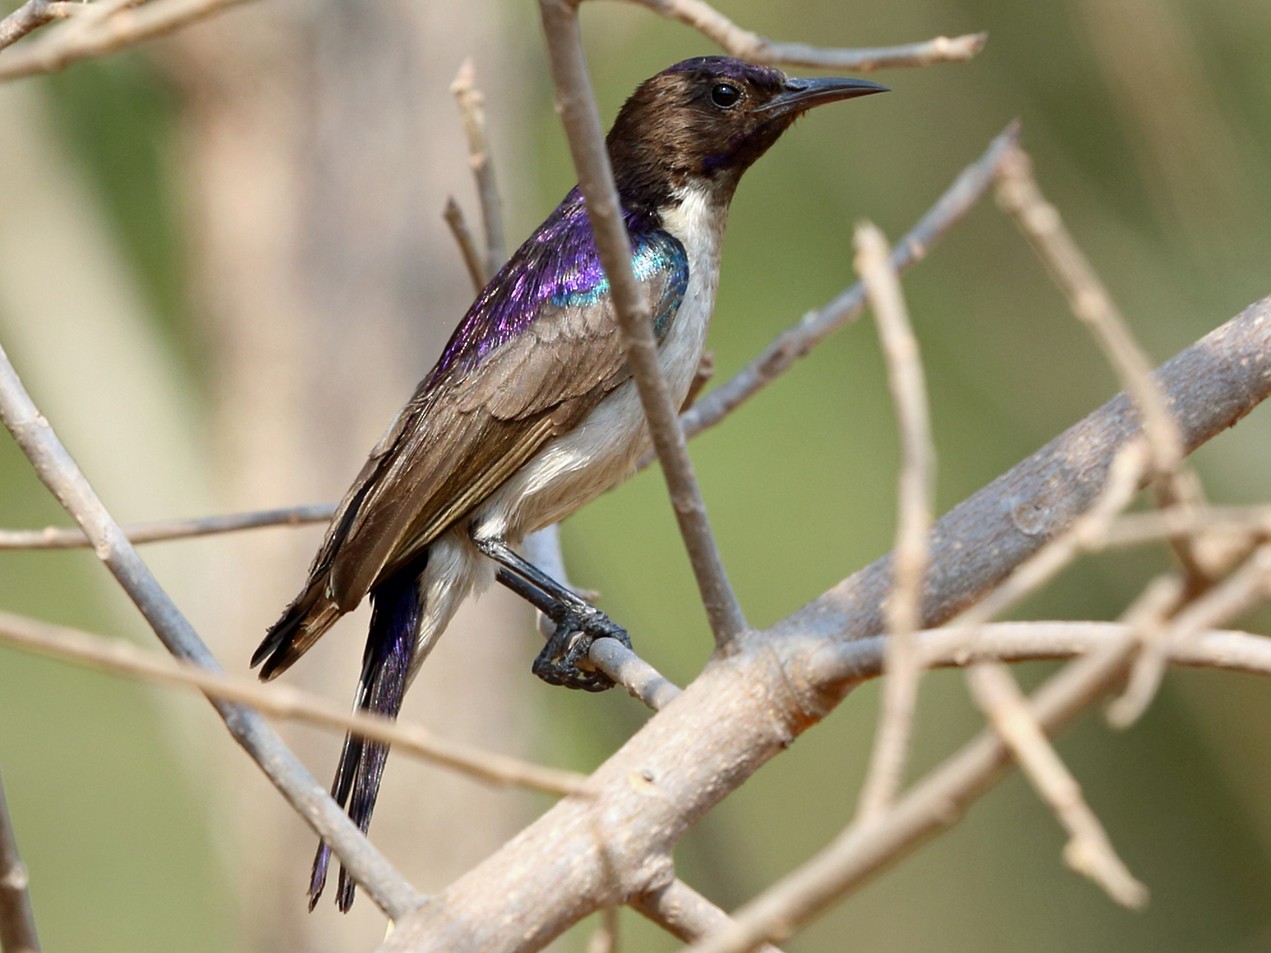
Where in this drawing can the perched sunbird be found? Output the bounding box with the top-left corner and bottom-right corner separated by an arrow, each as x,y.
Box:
252,55 -> 886,910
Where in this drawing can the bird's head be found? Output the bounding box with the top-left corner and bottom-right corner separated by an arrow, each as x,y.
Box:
606,56 -> 887,211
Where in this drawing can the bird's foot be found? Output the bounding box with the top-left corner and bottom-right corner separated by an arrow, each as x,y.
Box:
532,605 -> 631,692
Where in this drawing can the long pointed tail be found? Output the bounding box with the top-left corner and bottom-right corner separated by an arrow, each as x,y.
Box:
309,555 -> 426,912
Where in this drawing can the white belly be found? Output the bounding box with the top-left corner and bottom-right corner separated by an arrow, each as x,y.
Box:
474,184 -> 724,542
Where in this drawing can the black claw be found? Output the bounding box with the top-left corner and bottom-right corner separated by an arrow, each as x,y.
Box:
531,605 -> 631,692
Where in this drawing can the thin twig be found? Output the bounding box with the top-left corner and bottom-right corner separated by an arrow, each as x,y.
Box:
619,0 -> 987,71
589,635 -> 683,711
0,341 -> 421,919
451,58 -> 506,275
0,771 -> 39,953
673,122 -> 1021,452
0,503 -> 334,550
443,197 -> 489,295
0,0 -> 63,53
631,879 -> 784,951
817,621 -> 1271,684
539,0 -> 747,646
1108,545 -> 1271,727
0,609 -> 586,796
965,661 -> 1148,907
587,830 -> 622,953
585,905 -> 619,953
853,223 -> 935,820
1100,505 -> 1271,550
0,510 -> 678,713
994,146 -> 1211,583
0,0 -> 257,80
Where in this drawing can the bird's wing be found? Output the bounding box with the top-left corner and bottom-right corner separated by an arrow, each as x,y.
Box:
253,223 -> 687,678
329,234 -> 688,603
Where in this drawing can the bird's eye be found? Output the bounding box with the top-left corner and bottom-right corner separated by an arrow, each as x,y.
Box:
709,82 -> 742,109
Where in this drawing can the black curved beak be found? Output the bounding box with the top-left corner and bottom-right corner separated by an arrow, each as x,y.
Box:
760,76 -> 889,118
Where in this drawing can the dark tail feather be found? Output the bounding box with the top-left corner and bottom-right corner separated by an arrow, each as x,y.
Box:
308,555 -> 427,912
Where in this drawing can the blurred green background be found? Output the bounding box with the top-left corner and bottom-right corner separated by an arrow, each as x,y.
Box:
1,0 -> 1270,951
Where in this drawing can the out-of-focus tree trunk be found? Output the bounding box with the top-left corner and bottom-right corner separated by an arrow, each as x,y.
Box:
164,4 -> 537,948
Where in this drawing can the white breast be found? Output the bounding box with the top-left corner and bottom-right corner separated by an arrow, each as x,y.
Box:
471,184 -> 728,543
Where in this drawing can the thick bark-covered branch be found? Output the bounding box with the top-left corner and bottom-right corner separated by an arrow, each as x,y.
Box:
378,299 -> 1270,951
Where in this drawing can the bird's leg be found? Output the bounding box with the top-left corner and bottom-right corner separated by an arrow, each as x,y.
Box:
473,534 -> 631,692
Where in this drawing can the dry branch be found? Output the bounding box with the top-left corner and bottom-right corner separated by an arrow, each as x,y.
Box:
539,0 -> 746,646
995,145 -> 1212,587
0,609 -> 585,796
965,661 -> 1147,907
443,197 -> 489,295
0,341 -> 422,920
620,0 -> 986,71
451,58 -> 506,275
817,621 -> 1271,683
0,0 -> 77,53
631,880 -> 784,952
378,295 -> 1271,951
0,503 -> 334,550
675,121 -> 1021,448
853,222 -> 935,820
0,0 -> 257,80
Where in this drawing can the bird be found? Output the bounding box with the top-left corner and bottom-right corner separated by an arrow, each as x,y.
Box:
251,55 -> 886,911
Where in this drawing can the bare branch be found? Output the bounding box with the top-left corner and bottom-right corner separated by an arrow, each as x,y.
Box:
853,222 -> 936,820
0,770 -> 39,953
0,0 -> 75,54
815,621 -> 1271,684
965,661 -> 1148,908
0,0 -> 258,80
443,197 -> 489,295
451,58 -> 506,273
631,880 -> 784,952
0,609 -> 586,796
381,301 -> 1270,953
0,503 -> 334,550
687,580 -> 1189,953
778,297 -> 1269,658
618,0 -> 986,71
994,145 -> 1213,584
0,341 -> 421,919
1108,546 -> 1271,727
589,635 -> 683,711
675,122 -> 1021,448
538,0 -> 746,646
1105,506 -> 1271,545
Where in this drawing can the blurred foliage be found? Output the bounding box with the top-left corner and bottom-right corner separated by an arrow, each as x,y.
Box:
2,0 -> 1270,951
